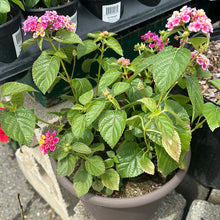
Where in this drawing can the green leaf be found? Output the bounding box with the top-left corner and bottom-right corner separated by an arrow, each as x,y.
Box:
203,102 -> 220,131
0,0 -> 10,13
153,46 -> 191,94
1,82 -> 37,97
138,154 -> 155,175
156,145 -> 178,176
1,107 -> 35,146
116,142 -> 144,178
54,30 -> 82,44
10,93 -> 24,107
138,97 -> 157,113
77,40 -> 98,59
42,0 -> 51,7
70,114 -> 86,138
92,179 -> 104,192
209,79 -> 220,90
195,65 -> 212,78
56,154 -> 78,176
25,0 -> 39,8
102,57 -> 118,71
104,159 -> 114,168
85,156 -> 105,176
186,75 -> 204,121
101,169 -> 120,191
71,142 -> 92,154
11,0 -> 24,10
81,57 -> 97,73
32,54 -> 60,94
110,82 -> 130,97
79,89 -> 93,105
90,143 -> 105,153
105,37 -> 123,56
98,68 -> 121,95
126,115 -> 142,129
22,38 -> 37,51
61,45 -> 76,64
189,37 -> 207,50
72,78 -> 93,102
155,113 -> 174,138
127,78 -> 144,102
75,129 -> 94,146
162,130 -> 181,162
73,162 -> 92,197
170,94 -> 190,105
98,110 -> 127,148
54,50 -> 67,59
85,99 -> 106,126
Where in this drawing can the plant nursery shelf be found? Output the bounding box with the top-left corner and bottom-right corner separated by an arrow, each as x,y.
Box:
0,0 -> 190,84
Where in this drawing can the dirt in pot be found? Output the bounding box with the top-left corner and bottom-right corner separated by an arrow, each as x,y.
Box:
199,40 -> 220,104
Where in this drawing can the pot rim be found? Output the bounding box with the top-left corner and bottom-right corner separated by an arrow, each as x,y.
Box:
0,10 -> 21,29
25,0 -> 78,13
51,149 -> 191,208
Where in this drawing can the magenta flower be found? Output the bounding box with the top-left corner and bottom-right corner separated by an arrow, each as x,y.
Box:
191,51 -> 210,70
117,57 -> 130,66
39,130 -> 59,155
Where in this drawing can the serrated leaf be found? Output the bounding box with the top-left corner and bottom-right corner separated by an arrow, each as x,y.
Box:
92,179 -> 104,192
25,0 -> 39,8
56,154 -> 78,176
110,82 -> 130,97
61,45 -> 76,64
54,30 -> 82,44
1,107 -> 35,146
1,82 -> 37,97
10,93 -> 24,107
170,94 -> 190,105
126,115 -> 142,129
155,113 -> 174,138
203,102 -> 220,131
162,130 -> 181,162
71,142 -> 92,154
104,159 -> 114,168
106,37 -> 123,56
127,78 -> 145,102
98,110 -> 126,148
73,162 -> 92,197
155,145 -> 178,176
209,79 -> 220,90
153,46 -> 191,94
0,0 -> 10,13
138,97 -> 157,113
79,89 -> 93,105
189,37 -> 207,49
98,68 -> 121,95
49,147 -> 69,161
70,114 -> 86,138
138,154 -> 155,175
186,75 -> 204,121
77,40 -> 98,59
54,50 -> 67,59
90,143 -> 105,152
22,38 -> 37,51
86,99 -> 106,126
81,58 -> 97,73
101,169 -> 119,191
116,142 -> 144,178
85,156 -> 105,176
32,54 -> 60,94
195,65 -> 212,78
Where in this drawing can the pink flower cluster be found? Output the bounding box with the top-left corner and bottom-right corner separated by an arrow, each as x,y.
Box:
23,11 -> 75,38
39,130 -> 59,155
141,31 -> 166,51
166,6 -> 213,35
117,57 -> 130,66
191,51 -> 210,70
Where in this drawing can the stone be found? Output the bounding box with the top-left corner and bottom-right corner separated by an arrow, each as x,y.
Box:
186,200 -> 220,220
208,189 -> 220,205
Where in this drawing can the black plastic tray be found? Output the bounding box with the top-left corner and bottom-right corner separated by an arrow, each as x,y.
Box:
0,0 -> 191,84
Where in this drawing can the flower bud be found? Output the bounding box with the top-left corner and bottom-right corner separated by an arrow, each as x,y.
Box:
72,49 -> 77,56
182,31 -> 190,38
137,82 -> 144,90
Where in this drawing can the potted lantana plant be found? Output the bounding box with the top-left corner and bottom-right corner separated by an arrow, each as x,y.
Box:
0,6 -> 219,220
0,0 -> 24,63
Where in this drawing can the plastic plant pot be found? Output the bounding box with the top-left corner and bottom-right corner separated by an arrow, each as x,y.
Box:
80,0 -> 124,23
0,10 -> 22,63
138,0 -> 161,6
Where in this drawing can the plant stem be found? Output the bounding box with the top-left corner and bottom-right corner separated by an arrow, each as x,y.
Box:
17,194 -> 24,220
121,101 -> 139,110
95,41 -> 105,97
191,118 -> 207,132
37,118 -> 65,130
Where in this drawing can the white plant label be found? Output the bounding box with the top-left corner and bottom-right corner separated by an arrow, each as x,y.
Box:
70,11 -> 78,31
102,2 -> 121,23
12,28 -> 22,57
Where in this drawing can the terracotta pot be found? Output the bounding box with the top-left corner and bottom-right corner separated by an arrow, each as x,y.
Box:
51,150 -> 191,220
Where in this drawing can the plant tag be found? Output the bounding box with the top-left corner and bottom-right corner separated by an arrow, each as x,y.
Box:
12,28 -> 22,57
102,2 -> 121,23
70,11 -> 77,31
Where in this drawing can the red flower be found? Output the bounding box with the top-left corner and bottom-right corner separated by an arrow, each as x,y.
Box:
0,127 -> 9,143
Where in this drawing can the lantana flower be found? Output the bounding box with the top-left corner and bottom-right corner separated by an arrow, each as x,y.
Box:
39,130 -> 59,155
0,127 -> 9,143
23,11 -> 75,38
166,5 -> 213,35
191,51 -> 210,70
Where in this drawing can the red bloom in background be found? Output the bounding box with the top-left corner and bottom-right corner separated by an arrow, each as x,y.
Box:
0,127 -> 9,143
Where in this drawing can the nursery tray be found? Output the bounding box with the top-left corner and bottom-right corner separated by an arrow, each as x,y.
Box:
0,0 -> 191,84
